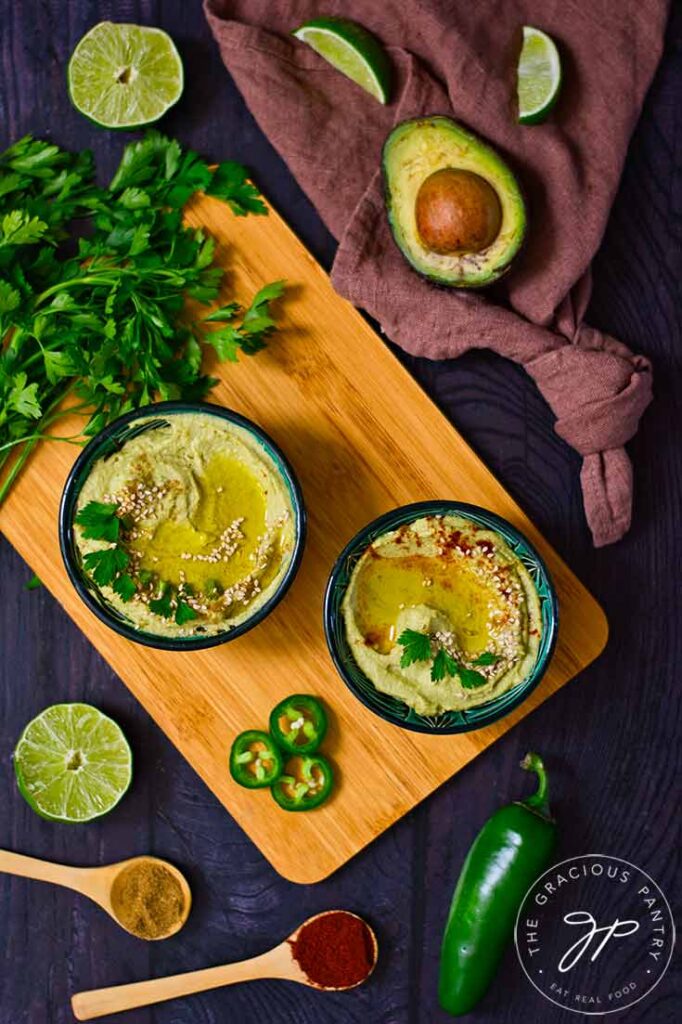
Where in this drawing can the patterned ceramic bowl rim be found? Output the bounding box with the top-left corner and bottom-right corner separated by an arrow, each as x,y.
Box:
323,501 -> 558,734
59,401 -> 306,651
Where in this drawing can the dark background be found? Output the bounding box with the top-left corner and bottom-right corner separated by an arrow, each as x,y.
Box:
0,2 -> 679,1023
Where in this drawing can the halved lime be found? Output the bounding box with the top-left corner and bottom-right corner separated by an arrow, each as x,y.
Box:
517,26 -> 562,125
13,703 -> 133,823
292,17 -> 391,104
68,22 -> 184,129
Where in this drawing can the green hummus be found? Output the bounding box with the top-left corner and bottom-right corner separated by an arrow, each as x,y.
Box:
75,413 -> 295,638
341,514 -> 542,715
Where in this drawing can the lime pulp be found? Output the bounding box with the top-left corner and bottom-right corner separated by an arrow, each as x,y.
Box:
13,703 -> 132,823
517,26 -> 562,125
292,17 -> 391,104
67,21 -> 184,129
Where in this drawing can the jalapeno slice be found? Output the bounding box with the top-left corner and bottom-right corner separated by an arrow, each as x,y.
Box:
269,694 -> 328,755
229,730 -> 283,789
271,754 -> 333,811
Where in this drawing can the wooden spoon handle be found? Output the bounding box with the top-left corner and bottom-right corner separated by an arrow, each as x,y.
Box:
0,848 -> 78,888
71,948 -> 290,1020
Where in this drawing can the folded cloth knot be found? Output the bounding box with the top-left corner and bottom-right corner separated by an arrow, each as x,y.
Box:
205,0 -> 668,545
527,330 -> 653,546
528,341 -> 653,457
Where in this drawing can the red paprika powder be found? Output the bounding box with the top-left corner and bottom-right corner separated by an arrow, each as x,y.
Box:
290,910 -> 376,989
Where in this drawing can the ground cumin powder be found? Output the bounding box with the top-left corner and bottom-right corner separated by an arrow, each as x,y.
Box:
110,861 -> 186,939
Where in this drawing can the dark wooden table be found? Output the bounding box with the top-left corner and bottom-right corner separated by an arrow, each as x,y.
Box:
1,3 -> 679,1023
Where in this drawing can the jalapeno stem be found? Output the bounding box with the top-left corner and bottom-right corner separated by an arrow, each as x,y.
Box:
519,752 -> 551,819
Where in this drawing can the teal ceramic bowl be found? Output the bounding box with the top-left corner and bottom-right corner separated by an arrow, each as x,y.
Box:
324,501 -> 558,734
59,401 -> 306,651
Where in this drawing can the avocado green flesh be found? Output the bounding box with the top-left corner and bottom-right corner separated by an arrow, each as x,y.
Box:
383,117 -> 526,288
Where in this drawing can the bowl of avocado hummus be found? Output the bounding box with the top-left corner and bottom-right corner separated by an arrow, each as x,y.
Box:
324,502 -> 557,733
60,402 -> 305,650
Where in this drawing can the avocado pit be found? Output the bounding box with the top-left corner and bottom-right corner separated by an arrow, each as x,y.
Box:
415,168 -> 502,255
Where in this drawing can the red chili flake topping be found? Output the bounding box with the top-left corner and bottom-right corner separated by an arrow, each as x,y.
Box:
476,539 -> 496,555
290,911 -> 376,989
437,527 -> 471,555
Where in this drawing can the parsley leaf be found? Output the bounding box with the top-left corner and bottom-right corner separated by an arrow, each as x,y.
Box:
82,546 -> 129,587
207,161 -> 268,216
0,210 -> 47,246
398,628 -> 433,667
7,374 -> 41,419
202,301 -> 240,323
43,350 -> 76,384
75,500 -> 121,542
0,279 -> 20,313
24,573 -> 42,591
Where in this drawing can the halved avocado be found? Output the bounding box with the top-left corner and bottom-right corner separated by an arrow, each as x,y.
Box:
382,116 -> 526,288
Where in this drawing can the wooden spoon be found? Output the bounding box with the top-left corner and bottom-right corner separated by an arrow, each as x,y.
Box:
0,848 -> 191,940
71,910 -> 378,1021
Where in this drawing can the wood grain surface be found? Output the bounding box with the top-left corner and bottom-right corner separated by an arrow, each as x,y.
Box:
0,185 -> 607,883
0,2 -> 679,1023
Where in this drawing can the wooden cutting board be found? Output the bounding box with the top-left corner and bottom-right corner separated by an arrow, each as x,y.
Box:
0,193 -> 608,883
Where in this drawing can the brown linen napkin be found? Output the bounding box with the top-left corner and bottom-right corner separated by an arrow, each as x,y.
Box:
204,0 -> 668,546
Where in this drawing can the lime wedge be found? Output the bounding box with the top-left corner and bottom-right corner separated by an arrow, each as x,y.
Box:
68,22 -> 184,129
293,17 -> 391,104
517,26 -> 562,125
13,703 -> 132,823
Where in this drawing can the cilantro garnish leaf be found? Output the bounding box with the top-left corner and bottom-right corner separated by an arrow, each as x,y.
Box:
75,501 -> 120,542
457,667 -> 489,690
431,648 -> 459,682
471,651 -> 500,667
398,628 -> 433,667
149,584 -> 173,619
397,628 -> 497,686
175,598 -> 198,626
112,574 -> 137,603
82,546 -> 129,587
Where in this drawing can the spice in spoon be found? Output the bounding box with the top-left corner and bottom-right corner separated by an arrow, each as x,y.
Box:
290,911 -> 376,989
110,860 -> 187,940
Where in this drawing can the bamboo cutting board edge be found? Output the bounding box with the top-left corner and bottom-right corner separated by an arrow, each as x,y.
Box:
0,192 -> 609,884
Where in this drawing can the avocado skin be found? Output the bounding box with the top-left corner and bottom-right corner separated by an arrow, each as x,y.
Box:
382,116 -> 527,289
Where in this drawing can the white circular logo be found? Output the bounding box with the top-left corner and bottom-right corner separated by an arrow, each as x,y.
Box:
515,854 -> 675,1015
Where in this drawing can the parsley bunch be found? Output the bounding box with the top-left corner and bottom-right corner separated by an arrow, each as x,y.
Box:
0,132 -> 283,505
397,628 -> 499,687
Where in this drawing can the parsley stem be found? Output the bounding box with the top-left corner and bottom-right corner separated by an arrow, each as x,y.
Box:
34,267 -> 191,307
0,432 -> 84,456
0,382 -> 75,507
0,436 -> 40,506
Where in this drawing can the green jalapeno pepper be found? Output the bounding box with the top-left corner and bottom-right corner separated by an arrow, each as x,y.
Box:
229,730 -> 283,789
269,694 -> 328,755
438,753 -> 556,1016
271,753 -> 333,811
